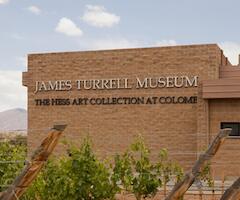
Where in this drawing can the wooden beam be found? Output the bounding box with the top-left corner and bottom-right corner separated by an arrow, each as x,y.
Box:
220,178 -> 240,200
0,124 -> 67,200
165,128 -> 231,200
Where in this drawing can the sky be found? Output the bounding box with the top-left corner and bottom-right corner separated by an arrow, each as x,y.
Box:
0,0 -> 240,111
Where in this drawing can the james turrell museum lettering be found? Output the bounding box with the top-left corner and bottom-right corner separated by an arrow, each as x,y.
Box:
34,76 -> 198,93
23,44 -> 240,177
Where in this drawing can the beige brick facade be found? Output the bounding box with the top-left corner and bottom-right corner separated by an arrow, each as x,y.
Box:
23,44 -> 240,177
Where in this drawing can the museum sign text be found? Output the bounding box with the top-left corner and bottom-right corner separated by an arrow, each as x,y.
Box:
34,75 -> 198,106
34,76 -> 198,93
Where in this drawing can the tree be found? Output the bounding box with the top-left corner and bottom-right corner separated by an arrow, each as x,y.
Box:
21,158 -> 76,200
156,149 -> 183,196
22,137 -> 118,200
112,136 -> 183,200
69,138 -> 118,200
130,137 -> 160,200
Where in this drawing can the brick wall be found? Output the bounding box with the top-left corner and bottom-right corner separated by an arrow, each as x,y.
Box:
24,44 -> 222,171
115,191 -> 222,200
209,99 -> 240,177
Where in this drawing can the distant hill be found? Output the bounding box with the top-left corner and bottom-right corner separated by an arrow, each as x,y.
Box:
0,108 -> 27,131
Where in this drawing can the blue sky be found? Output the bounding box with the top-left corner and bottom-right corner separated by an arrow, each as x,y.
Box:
0,0 -> 240,111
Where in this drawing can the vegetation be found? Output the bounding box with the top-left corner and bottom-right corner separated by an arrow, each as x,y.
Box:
0,140 -> 27,192
112,136 -> 183,200
0,135 -> 213,200
0,131 -> 27,143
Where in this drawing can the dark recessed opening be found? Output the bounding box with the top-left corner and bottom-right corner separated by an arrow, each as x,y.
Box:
221,122 -> 240,136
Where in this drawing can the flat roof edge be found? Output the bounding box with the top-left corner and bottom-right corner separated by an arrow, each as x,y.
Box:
28,43 -> 220,57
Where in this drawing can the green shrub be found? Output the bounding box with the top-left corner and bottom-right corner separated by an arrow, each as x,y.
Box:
112,136 -> 183,200
0,141 -> 26,192
22,138 -> 117,200
0,135 -> 212,200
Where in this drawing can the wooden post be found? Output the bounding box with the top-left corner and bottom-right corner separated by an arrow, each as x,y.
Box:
0,124 -> 67,200
164,181 -> 167,197
220,178 -> 240,200
211,169 -> 215,200
165,129 -> 231,200
211,170 -> 215,200
199,190 -> 203,200
221,172 -> 225,195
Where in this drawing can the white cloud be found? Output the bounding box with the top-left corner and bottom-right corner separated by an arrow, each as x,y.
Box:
27,5 -> 41,15
85,38 -> 140,50
0,0 -> 9,5
82,5 -> 120,28
155,39 -> 177,47
81,38 -> 178,51
55,17 -> 83,37
219,42 -> 240,65
0,71 -> 27,112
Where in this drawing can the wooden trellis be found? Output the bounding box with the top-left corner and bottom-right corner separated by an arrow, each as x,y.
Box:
0,124 -> 67,200
165,128 -> 232,200
1,127 -> 239,200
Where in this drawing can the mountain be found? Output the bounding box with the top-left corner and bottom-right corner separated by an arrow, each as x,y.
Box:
0,108 -> 27,131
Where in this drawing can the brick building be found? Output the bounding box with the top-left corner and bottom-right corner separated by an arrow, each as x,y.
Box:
22,44 -> 240,177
